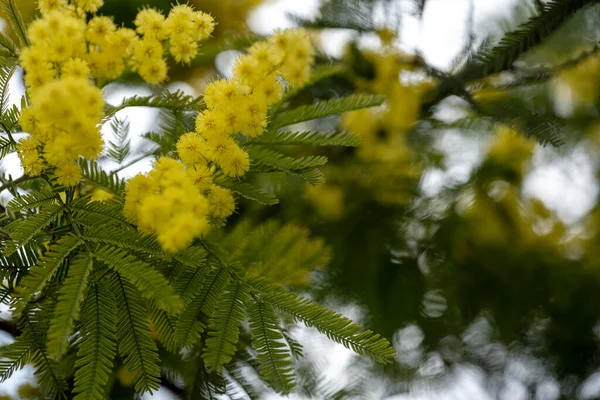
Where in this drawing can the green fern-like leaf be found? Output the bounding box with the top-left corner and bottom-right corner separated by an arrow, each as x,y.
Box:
0,64 -> 16,116
0,135 -> 15,159
104,89 -> 203,120
96,245 -> 182,314
248,301 -> 295,393
83,225 -> 164,258
0,244 -> 39,283
7,189 -> 58,212
203,280 -> 250,371
173,264 -> 211,305
110,274 -> 161,394
73,282 -> 117,400
0,336 -> 35,382
149,301 -> 179,353
105,118 -> 131,164
175,266 -> 230,348
0,0 -> 28,47
247,130 -> 361,147
248,147 -> 328,185
247,278 -> 396,364
6,204 -> 63,251
12,235 -> 82,317
47,252 -> 94,359
69,197 -> 128,227
80,161 -> 126,195
457,0 -> 594,81
270,94 -> 385,129
212,173 -> 279,206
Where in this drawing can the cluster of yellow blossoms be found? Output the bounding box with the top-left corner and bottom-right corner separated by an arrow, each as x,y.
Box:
124,29 -> 316,252
16,1 -> 214,185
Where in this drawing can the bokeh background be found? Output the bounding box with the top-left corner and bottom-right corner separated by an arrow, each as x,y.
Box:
2,0 -> 600,399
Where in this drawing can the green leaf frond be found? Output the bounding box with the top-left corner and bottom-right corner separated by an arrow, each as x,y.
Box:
105,118 -> 131,164
248,147 -> 328,185
104,89 -> 203,121
248,129 -> 361,147
5,204 -> 63,253
270,94 -> 385,129
246,278 -> 396,364
19,305 -> 69,397
69,197 -> 128,227
213,173 -> 279,206
83,225 -> 163,258
0,64 -> 16,114
96,246 -> 182,314
0,29 -> 17,62
290,0 -> 376,33
1,103 -> 21,133
175,266 -> 230,348
280,63 -> 346,103
109,274 -> 161,394
0,335 -> 36,382
0,135 -> 15,159
248,301 -> 295,393
11,235 -> 82,317
73,282 -> 117,400
222,220 -> 331,286
457,0 -> 595,81
7,189 -> 58,213
0,244 -> 38,283
173,263 -> 211,305
171,245 -> 207,268
148,300 -> 179,353
0,0 -> 29,47
203,280 -> 250,371
47,252 -> 94,360
80,160 -> 126,195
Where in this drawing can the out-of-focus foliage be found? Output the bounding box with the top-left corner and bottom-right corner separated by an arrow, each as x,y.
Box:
232,0 -> 600,397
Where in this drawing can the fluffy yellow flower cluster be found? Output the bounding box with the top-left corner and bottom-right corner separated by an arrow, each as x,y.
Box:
18,78 -> 104,185
125,29 -> 316,252
179,29 -> 315,178
16,1 -> 215,186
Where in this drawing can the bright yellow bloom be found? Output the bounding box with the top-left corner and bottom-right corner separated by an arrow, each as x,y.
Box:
192,11 -> 215,41
135,8 -> 167,40
187,165 -> 213,191
137,58 -> 168,84
55,162 -> 82,186
38,0 -> 67,15
169,38 -> 198,64
86,16 -> 116,45
176,132 -> 208,166
165,4 -> 196,39
219,145 -> 250,178
208,186 -> 235,218
74,0 -> 104,12
61,58 -> 90,79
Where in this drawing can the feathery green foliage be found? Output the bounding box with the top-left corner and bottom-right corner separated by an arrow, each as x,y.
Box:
12,235 -> 82,317
110,274 -> 161,394
104,89 -> 203,120
5,204 -> 63,251
80,161 -> 126,195
213,174 -> 280,206
247,278 -> 397,364
247,130 -> 361,147
175,266 -> 230,348
47,252 -> 94,360
248,147 -> 328,185
458,0 -> 594,81
248,301 -> 296,393
7,189 -> 58,212
73,283 -> 117,400
0,0 -> 28,47
270,94 -> 386,129
203,280 -> 250,370
96,246 -> 182,314
106,118 -> 132,164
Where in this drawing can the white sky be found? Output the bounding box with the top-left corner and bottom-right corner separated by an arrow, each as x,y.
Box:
2,0 -> 600,398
